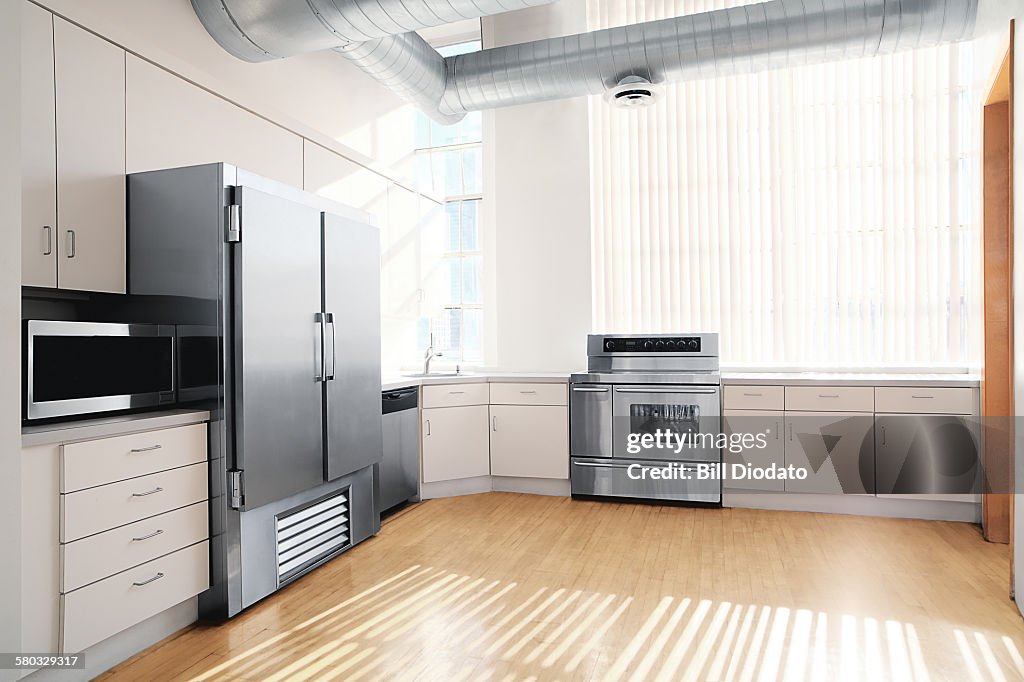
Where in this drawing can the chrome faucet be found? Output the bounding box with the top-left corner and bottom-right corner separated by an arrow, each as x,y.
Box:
423,334 -> 443,375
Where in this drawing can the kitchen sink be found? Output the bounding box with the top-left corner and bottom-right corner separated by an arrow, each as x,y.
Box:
402,371 -> 463,378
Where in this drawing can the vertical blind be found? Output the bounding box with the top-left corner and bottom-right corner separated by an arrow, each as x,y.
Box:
587,0 -> 987,370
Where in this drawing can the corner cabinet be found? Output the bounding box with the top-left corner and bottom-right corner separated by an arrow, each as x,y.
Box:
421,384 -> 491,483
20,4 -> 126,293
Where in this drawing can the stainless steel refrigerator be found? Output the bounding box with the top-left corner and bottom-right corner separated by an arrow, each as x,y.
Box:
128,163 -> 383,619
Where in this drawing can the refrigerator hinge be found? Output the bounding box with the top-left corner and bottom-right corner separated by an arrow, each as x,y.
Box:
226,200 -> 241,243
229,470 -> 244,509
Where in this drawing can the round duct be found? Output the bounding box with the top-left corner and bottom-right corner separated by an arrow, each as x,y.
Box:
604,76 -> 662,109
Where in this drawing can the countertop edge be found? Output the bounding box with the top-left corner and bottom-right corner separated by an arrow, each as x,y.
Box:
22,409 -> 212,448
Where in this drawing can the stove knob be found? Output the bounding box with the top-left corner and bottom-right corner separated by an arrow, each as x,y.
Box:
655,340 -> 667,350
643,340 -> 654,351
665,340 -> 679,350
605,339 -> 615,351
686,339 -> 699,351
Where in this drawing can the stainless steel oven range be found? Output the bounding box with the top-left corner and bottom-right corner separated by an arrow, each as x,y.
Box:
570,333 -> 722,504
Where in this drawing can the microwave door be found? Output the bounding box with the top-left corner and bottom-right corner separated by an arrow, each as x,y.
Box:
232,186 -> 325,510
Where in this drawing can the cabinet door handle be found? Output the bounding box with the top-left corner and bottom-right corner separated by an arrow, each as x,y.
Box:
132,572 -> 165,587
131,529 -> 164,542
66,229 -> 76,259
449,390 -> 465,395
881,425 -> 886,446
818,394 -> 839,398
520,390 -> 537,394
131,486 -> 164,497
492,416 -> 497,431
129,444 -> 163,453
424,420 -> 431,436
775,421 -> 780,440
911,395 -> 934,399
788,423 -> 793,441
743,392 -> 762,397
43,226 -> 52,255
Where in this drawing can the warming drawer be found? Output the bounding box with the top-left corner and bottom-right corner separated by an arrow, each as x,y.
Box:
570,457 -> 721,504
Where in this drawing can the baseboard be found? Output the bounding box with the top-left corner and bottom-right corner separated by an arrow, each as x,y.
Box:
420,476 -> 492,499
491,477 -> 570,496
723,491 -> 981,523
22,598 -> 197,682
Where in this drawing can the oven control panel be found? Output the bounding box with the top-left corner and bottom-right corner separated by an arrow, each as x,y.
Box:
602,336 -> 702,353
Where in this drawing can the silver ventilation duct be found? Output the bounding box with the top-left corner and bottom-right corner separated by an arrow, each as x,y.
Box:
191,0 -> 558,62
193,0 -> 979,125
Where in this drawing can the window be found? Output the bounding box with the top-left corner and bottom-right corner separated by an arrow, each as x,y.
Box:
587,0 -> 992,370
415,40 -> 485,365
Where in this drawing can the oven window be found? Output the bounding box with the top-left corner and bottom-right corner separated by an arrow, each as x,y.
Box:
629,404 -> 701,439
33,336 -> 174,402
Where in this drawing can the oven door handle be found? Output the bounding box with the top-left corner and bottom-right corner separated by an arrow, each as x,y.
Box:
613,387 -> 718,394
571,386 -> 610,393
573,460 -> 699,471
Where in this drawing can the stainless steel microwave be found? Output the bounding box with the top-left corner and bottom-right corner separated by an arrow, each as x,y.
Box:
25,320 -> 177,421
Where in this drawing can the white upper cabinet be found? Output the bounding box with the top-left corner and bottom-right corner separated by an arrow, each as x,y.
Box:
53,17 -> 126,294
125,56 -> 303,186
21,2 -> 57,288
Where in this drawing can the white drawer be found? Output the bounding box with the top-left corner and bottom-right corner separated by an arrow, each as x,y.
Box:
60,540 -> 209,653
785,386 -> 873,412
422,383 -> 489,408
62,423 -> 207,493
874,387 -> 975,415
61,463 -> 208,542
489,382 -> 568,406
62,501 -> 209,593
723,385 -> 784,411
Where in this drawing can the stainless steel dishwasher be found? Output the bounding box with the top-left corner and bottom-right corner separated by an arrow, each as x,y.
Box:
379,386 -> 420,514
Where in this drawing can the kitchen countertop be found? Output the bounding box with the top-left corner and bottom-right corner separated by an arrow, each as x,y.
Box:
22,408 -> 211,447
382,372 -> 570,392
720,372 -> 981,387
383,370 -> 980,391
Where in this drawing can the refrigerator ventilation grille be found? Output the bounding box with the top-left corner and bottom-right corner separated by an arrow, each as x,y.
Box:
275,489 -> 351,583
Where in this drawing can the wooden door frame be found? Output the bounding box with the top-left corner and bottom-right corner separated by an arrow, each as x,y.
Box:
981,21 -> 1014,593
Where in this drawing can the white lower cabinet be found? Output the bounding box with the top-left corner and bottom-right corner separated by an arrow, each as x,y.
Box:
783,412 -> 875,494
489,405 -> 569,479
722,410 -> 785,491
421,405 -> 491,483
20,417 -> 209,664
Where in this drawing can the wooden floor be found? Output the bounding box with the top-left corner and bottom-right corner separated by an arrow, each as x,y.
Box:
102,493 -> 1024,681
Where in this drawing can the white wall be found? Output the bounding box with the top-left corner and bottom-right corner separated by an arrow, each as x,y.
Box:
1,0 -> 22,678
484,0 -> 593,372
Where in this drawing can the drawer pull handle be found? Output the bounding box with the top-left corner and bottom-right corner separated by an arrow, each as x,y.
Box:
492,416 -> 498,432
424,420 -> 431,437
911,395 -> 934,399
130,444 -> 163,453
742,392 -> 763,397
132,487 -> 164,497
132,572 -> 165,587
449,390 -> 465,395
131,529 -> 164,542
818,394 -> 840,398
520,390 -> 537,394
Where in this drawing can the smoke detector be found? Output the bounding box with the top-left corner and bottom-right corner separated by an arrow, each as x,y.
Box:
604,76 -> 662,109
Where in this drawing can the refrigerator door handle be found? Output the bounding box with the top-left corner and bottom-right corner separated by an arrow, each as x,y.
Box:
325,312 -> 337,381
314,313 -> 325,382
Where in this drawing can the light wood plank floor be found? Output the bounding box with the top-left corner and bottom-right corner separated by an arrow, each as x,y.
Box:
101,493 -> 1024,681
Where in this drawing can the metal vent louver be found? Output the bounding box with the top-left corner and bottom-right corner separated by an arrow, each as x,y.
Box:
276,489 -> 350,583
